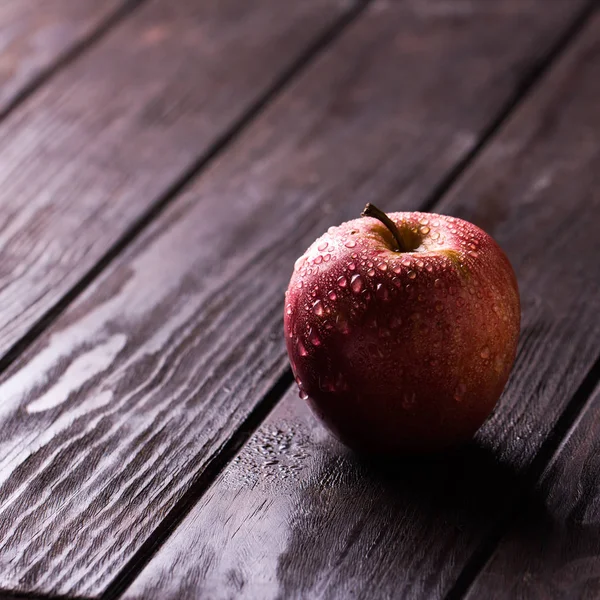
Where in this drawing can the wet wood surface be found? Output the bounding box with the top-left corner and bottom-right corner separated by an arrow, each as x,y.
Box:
0,0 -> 347,359
122,10 -> 600,599
0,0 -> 129,114
0,1 -> 598,599
467,383 -> 600,599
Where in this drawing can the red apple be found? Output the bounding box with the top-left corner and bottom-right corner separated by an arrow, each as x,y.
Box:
284,204 -> 520,455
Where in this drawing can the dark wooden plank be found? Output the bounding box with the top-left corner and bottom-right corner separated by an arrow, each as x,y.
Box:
0,0 -> 348,357
0,0 -> 128,113
0,0 -> 591,596
466,383 -> 600,599
123,8 -> 600,600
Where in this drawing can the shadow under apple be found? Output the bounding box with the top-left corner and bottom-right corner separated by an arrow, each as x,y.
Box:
276,437 -> 547,600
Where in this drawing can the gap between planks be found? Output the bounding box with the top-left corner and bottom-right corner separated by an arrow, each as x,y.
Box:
0,0 -> 148,124
445,351 -> 600,600
97,0 -> 600,598
0,0 -> 371,435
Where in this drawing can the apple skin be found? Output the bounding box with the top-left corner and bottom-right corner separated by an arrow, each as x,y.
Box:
284,211 -> 520,455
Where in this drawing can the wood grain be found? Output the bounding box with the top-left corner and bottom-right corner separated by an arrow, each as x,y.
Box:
0,0 -> 129,112
466,383 -> 600,599
0,0 -> 348,357
0,0 -> 592,596
123,8 -> 600,600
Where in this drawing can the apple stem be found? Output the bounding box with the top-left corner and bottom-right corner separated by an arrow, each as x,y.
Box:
361,203 -> 408,252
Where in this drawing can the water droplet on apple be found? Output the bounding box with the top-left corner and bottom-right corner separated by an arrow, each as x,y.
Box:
348,262 -> 356,271
324,254 -> 331,262
425,263 -> 433,273
335,372 -> 349,391
480,346 -> 491,359
420,218 -> 429,225
318,375 -> 336,392
298,280 -> 304,289
416,259 -> 425,269
407,270 -> 416,279
378,262 -> 388,271
313,300 -> 324,316
402,257 -> 412,267
297,339 -> 308,356
431,232 -> 440,240
468,250 -> 478,258
308,327 -> 321,346
376,283 -> 389,301
328,290 -> 337,301
299,390 -> 308,400
420,226 -> 430,235
318,241 -> 328,251
338,276 -> 347,288
351,274 -> 363,293
336,314 -> 351,334
392,264 -> 402,274
454,383 -> 467,402
367,268 -> 375,277
286,305 -> 293,315
314,255 -> 323,264
345,240 -> 357,248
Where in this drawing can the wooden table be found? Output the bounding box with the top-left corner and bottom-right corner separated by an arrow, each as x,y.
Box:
0,1 -> 599,598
